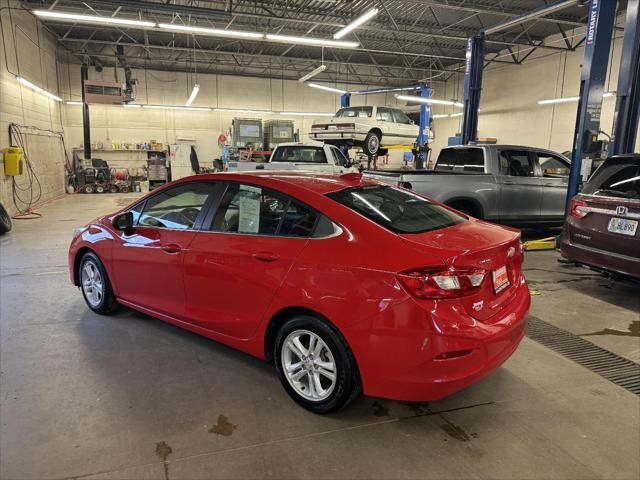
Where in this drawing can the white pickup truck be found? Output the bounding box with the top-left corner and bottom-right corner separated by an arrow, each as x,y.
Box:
232,142 -> 359,174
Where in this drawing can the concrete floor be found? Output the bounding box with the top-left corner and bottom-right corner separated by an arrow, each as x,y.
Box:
1,193 -> 639,480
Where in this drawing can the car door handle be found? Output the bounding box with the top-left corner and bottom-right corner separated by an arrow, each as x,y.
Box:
252,252 -> 279,262
161,243 -> 182,254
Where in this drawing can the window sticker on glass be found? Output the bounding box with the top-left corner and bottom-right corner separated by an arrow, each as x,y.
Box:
238,188 -> 261,233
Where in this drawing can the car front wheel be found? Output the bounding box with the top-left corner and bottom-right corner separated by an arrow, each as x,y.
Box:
274,315 -> 361,413
79,252 -> 119,314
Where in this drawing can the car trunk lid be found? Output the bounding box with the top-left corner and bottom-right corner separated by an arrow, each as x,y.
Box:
400,219 -> 524,321
570,194 -> 640,260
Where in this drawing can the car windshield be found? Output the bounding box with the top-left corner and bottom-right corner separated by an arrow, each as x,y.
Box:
582,159 -> 640,199
327,185 -> 465,234
271,146 -> 327,163
335,107 -> 373,118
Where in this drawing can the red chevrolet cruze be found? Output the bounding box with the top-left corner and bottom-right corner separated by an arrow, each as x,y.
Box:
69,172 -> 530,413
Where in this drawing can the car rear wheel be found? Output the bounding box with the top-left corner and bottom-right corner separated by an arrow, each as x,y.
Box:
79,252 -> 119,314
274,315 -> 361,414
362,131 -> 381,156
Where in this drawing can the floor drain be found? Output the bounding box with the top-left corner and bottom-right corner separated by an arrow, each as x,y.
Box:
526,316 -> 640,396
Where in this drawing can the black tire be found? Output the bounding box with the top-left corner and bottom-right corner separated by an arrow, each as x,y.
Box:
79,252 -> 119,315
362,131 -> 381,156
274,315 -> 361,414
0,203 -> 12,235
95,184 -> 105,194
119,185 -> 130,193
83,184 -> 94,194
109,185 -> 119,193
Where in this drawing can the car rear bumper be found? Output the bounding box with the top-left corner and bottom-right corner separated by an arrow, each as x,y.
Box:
309,131 -> 367,142
355,279 -> 530,402
560,235 -> 640,279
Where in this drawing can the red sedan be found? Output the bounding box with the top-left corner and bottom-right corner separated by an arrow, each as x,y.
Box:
69,172 -> 530,413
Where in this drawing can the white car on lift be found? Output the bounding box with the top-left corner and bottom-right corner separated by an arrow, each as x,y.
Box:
309,106 -> 419,156
233,142 -> 359,174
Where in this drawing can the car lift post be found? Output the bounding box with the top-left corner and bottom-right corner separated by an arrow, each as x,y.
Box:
565,0 -> 617,215
340,93 -> 351,108
81,64 -> 91,162
460,1 -> 585,146
611,0 -> 640,155
461,33 -> 485,144
415,84 -> 432,169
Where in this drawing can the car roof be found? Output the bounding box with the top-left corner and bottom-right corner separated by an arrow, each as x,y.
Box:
173,171 -> 377,195
274,141 -> 325,148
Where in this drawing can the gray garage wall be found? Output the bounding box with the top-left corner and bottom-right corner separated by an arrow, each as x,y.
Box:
0,1 -> 67,216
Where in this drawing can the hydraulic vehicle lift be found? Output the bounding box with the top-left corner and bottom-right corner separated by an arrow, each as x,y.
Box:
459,0 -> 639,250
339,84 -> 432,169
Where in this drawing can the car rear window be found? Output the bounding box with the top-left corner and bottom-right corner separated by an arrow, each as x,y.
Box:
326,185 -> 465,234
582,160 -> 640,199
435,148 -> 485,173
335,106 -> 373,118
271,146 -> 327,163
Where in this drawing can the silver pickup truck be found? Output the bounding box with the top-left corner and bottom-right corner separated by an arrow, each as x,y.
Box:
365,144 -> 571,226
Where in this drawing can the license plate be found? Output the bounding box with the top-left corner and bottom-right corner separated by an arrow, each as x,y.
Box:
492,266 -> 510,294
607,217 -> 638,236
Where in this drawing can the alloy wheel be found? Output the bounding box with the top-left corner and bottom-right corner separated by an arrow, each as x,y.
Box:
281,329 -> 337,402
81,260 -> 104,307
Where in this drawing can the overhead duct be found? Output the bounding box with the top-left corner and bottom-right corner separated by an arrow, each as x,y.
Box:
484,0 -> 579,35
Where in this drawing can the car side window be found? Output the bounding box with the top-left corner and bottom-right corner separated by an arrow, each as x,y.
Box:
330,146 -> 350,167
376,107 -> 394,123
211,183 -> 318,237
137,182 -> 212,230
392,109 -> 412,125
502,150 -> 536,177
537,153 -> 570,177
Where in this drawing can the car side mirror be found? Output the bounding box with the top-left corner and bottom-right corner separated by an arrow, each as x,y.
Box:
113,211 -> 134,235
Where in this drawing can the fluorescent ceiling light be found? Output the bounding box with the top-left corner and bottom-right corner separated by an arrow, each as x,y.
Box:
123,104 -> 142,108
333,8 -> 379,39
450,112 -> 463,117
537,96 -> 580,105
280,111 -> 335,117
33,10 -> 155,28
395,94 -> 463,108
185,84 -> 200,106
143,104 -> 211,111
308,82 -> 347,94
158,23 -> 264,40
431,114 -> 449,119
537,91 -> 615,105
299,65 -> 327,83
266,34 -> 358,49
66,101 -> 83,105
16,76 -> 62,101
214,108 -> 274,114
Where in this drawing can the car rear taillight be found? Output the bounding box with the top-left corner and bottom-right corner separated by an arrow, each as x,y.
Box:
396,267 -> 486,299
569,199 -> 589,219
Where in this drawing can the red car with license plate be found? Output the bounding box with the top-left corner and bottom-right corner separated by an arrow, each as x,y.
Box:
69,172 -> 530,413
